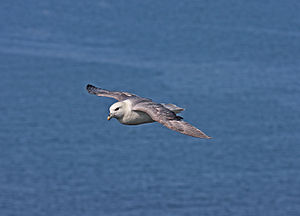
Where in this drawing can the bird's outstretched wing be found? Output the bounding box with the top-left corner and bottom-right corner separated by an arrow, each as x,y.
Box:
133,101 -> 211,138
86,84 -> 137,101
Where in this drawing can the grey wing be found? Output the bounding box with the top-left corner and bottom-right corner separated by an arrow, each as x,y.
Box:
86,84 -> 137,101
133,102 -> 211,139
159,120 -> 212,139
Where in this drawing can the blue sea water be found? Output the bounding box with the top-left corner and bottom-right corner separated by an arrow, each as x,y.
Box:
1,0 -> 300,215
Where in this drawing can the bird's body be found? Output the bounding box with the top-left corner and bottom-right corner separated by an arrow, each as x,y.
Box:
86,84 -> 211,139
116,100 -> 154,125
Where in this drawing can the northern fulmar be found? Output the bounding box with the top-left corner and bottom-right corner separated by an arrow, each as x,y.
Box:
86,84 -> 211,139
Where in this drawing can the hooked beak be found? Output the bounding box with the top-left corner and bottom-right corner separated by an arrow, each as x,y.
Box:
107,114 -> 112,120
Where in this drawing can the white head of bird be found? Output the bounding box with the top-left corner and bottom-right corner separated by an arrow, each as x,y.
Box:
107,102 -> 126,120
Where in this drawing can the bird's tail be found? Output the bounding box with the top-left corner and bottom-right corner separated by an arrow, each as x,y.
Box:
162,103 -> 185,114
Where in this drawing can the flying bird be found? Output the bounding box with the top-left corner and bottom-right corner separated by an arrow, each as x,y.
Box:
86,84 -> 211,139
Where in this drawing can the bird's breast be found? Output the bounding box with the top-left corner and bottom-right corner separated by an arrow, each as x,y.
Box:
119,111 -> 154,125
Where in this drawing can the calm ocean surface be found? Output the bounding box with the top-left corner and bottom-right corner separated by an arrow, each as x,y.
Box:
1,1 -> 300,215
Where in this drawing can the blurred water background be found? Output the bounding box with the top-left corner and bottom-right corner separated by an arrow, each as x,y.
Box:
1,0 -> 300,215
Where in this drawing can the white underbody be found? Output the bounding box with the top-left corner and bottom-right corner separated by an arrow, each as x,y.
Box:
119,110 -> 154,125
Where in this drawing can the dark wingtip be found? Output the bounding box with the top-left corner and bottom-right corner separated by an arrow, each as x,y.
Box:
86,84 -> 97,94
86,84 -> 94,90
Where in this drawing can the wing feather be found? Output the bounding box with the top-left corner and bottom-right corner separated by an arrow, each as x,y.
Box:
86,84 -> 136,101
133,102 -> 211,138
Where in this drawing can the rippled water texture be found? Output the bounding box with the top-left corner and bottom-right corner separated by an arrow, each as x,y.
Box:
1,1 -> 300,215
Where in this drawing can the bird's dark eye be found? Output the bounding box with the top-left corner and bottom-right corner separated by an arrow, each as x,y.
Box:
115,107 -> 120,111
